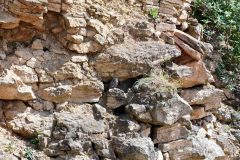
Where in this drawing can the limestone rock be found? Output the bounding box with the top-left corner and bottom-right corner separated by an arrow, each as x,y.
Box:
92,42 -> 181,81
32,39 -> 43,50
173,61 -> 215,88
53,104 -> 106,134
174,29 -> 213,55
38,81 -> 103,103
11,65 -> 38,84
181,84 -> 224,110
106,88 -> 128,109
161,139 -> 193,160
4,105 -> 53,137
113,137 -> 156,160
174,36 -> 202,60
68,41 -> 102,54
215,135 -> 239,157
150,94 -> 192,125
126,75 -> 192,125
153,124 -> 190,143
190,106 -> 208,120
0,70 -> 36,100
190,136 -> 225,159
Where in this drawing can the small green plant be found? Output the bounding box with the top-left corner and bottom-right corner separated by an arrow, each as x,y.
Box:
192,0 -> 240,91
24,147 -> 34,160
136,70 -> 178,94
149,8 -> 159,19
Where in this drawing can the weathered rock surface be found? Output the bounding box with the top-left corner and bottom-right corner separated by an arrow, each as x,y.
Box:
172,61 -> 215,88
181,84 -> 224,110
0,70 -> 35,100
92,42 -> 181,81
126,73 -> 192,125
190,136 -> 225,159
0,0 -> 239,159
38,81 -> 103,103
3,101 -> 52,137
153,123 -> 190,143
113,137 -> 157,160
105,88 -> 128,109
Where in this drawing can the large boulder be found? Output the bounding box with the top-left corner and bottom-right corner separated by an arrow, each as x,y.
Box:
92,42 -> 181,81
53,104 -> 106,134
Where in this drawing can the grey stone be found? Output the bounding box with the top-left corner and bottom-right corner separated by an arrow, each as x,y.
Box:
92,42 -> 181,81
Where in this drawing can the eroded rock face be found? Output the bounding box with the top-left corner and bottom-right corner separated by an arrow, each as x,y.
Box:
0,70 -> 35,100
153,124 -> 190,143
3,101 -> 52,137
92,42 -> 181,81
38,81 -> 103,103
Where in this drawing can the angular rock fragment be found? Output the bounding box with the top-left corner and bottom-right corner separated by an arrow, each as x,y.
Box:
172,61 -> 214,88
11,65 -> 38,84
153,124 -> 190,143
181,84 -> 224,110
174,36 -> 202,60
113,137 -> 157,160
190,136 -> 225,159
0,70 -> 35,100
106,88 -> 128,109
3,101 -> 52,137
53,104 -> 106,134
174,29 -> 213,55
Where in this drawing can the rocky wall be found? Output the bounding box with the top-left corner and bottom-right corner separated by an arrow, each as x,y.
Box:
0,0 -> 239,159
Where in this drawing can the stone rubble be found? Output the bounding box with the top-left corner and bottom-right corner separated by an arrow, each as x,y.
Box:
0,0 -> 239,159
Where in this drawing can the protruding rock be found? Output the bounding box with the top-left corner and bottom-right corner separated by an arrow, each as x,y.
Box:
181,84 -> 224,110
38,81 -> 103,103
11,65 -> 38,84
174,29 -> 213,55
92,42 -> 181,81
127,72 -> 192,125
172,61 -> 215,88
